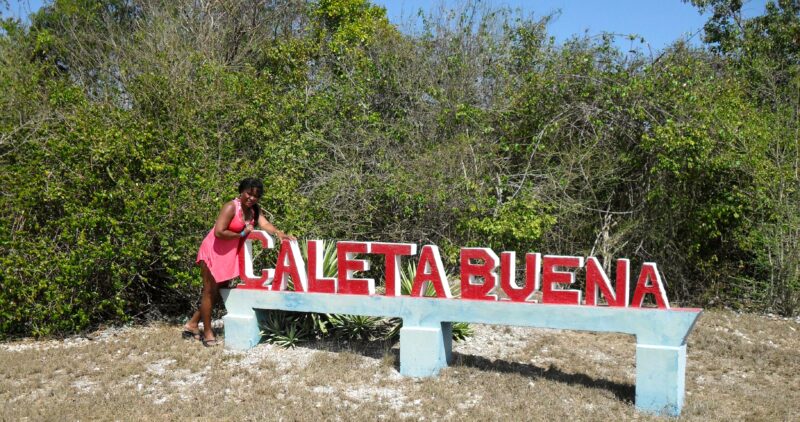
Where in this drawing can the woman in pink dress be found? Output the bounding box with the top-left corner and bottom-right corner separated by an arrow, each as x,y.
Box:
183,178 -> 294,346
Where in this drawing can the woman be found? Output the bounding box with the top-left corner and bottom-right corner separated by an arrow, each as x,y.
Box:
183,178 -> 294,346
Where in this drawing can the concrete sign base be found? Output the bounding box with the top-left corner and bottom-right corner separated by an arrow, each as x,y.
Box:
221,289 -> 701,416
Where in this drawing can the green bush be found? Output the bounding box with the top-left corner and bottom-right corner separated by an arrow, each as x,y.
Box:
2,0 -> 799,339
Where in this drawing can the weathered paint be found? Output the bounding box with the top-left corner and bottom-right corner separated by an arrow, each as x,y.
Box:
221,289 -> 701,416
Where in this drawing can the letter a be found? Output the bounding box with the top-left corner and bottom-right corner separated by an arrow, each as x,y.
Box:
272,239 -> 309,292
630,262 -> 670,309
412,245 -> 451,298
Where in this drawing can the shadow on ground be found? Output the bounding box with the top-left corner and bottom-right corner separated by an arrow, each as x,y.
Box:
452,352 -> 635,403
280,335 -> 634,404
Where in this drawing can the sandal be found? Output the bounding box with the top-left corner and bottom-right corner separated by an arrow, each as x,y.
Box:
182,327 -> 201,341
201,337 -> 220,347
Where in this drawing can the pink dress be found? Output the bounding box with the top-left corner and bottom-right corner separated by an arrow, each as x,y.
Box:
196,198 -> 255,283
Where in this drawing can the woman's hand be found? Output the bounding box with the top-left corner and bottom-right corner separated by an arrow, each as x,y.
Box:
276,231 -> 296,242
243,224 -> 255,237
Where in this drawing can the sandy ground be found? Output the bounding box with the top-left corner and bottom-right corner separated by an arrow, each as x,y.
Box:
1,310 -> 798,421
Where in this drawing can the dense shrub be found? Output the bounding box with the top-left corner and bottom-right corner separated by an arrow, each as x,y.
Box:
1,0 -> 798,338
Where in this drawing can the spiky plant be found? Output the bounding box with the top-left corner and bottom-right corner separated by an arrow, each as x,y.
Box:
260,311 -> 312,348
327,314 -> 387,341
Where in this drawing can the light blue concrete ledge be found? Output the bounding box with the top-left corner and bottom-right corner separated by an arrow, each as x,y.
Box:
221,289 -> 701,416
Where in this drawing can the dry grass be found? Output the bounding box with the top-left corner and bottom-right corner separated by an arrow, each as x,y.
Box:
1,310 -> 798,421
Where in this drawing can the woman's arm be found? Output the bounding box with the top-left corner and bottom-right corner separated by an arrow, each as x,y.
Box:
257,213 -> 295,241
213,201 -> 244,239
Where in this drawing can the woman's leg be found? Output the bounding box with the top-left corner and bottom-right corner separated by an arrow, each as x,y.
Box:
199,262 -> 220,342
184,309 -> 201,338
187,310 -> 201,329
184,264 -> 210,336
184,284 -> 202,337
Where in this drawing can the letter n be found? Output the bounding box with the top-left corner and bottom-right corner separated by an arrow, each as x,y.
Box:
585,257 -> 629,307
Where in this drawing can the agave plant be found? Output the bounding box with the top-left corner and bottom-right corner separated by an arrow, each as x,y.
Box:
327,314 -> 388,341
260,310 -> 312,348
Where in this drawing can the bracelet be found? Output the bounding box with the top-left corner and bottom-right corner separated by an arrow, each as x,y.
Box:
240,230 -> 246,238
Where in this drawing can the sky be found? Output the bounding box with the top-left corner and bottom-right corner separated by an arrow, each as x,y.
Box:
3,0 -> 771,52
372,0 -> 769,51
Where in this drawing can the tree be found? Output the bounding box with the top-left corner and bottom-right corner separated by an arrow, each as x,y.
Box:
688,0 -> 800,313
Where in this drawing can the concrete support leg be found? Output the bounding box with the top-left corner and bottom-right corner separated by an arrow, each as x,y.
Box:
399,323 -> 452,377
635,344 -> 687,416
222,310 -> 261,351
441,322 -> 453,364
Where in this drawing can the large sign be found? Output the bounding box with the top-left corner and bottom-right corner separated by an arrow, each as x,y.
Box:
225,231 -> 701,416
238,232 -> 670,309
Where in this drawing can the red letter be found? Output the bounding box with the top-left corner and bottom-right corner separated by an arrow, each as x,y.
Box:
412,245 -> 451,298
585,257 -> 629,307
307,240 -> 336,293
500,252 -> 540,302
272,239 -> 308,292
460,248 -> 499,301
630,262 -> 670,309
336,241 -> 374,295
237,230 -> 274,290
371,242 -> 417,296
541,255 -> 584,305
